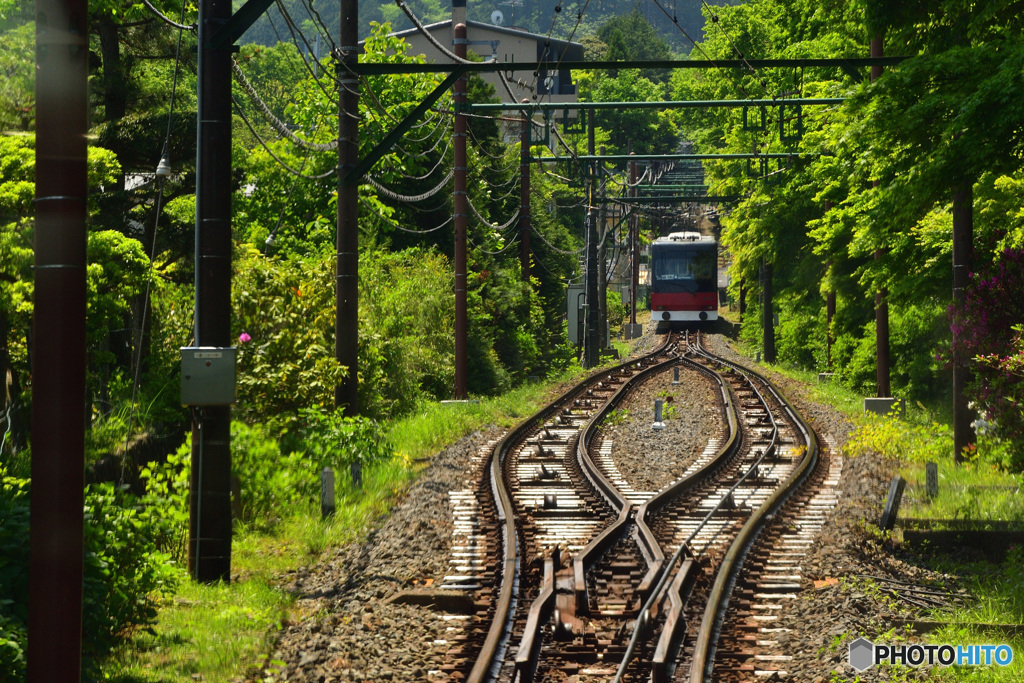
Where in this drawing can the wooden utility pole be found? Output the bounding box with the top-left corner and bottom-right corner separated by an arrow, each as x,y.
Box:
190,0 -> 234,583
337,0 -> 360,414
453,23 -> 469,397
871,32 -> 891,397
30,0 -> 88,676
952,180 -> 975,463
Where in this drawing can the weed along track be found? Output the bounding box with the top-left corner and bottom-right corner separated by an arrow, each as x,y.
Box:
448,332 -> 827,682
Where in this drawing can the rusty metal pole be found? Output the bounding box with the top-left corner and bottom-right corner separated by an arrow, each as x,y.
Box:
629,153 -> 638,326
952,180 -> 975,464
336,0 -> 359,415
519,101 -> 531,282
871,32 -> 891,398
762,258 -> 776,364
824,200 -> 835,371
584,110 -> 599,367
30,1 -> 88,677
190,0 -> 234,583
453,23 -> 469,398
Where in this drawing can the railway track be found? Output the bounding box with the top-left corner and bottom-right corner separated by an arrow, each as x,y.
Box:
441,332 -> 828,682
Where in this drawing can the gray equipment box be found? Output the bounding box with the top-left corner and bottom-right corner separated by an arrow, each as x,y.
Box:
180,347 -> 237,405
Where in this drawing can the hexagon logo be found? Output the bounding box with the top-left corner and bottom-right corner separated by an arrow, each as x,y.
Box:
849,637 -> 875,671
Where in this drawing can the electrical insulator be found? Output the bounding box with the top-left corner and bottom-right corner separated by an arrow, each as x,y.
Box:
155,156 -> 172,178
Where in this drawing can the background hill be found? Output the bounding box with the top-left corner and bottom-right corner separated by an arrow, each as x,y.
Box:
239,0 -> 743,56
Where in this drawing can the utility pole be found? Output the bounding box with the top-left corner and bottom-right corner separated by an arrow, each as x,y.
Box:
30,0 -> 88,676
597,147 -> 608,349
519,101 -> 531,282
584,110 -> 599,367
952,180 -> 975,463
337,0 -> 359,415
762,258 -> 776,363
871,32 -> 891,398
190,0 -> 234,583
453,23 -> 469,397
629,153 -> 638,330
825,200 -> 835,370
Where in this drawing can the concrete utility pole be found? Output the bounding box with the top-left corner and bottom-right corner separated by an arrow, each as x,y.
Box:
337,0 -> 360,415
871,32 -> 891,398
30,0 -> 88,675
520,101 -> 531,282
952,181 -> 975,463
762,258 -> 776,363
453,23 -> 469,397
629,153 -> 638,328
584,110 -> 600,367
190,0 -> 234,583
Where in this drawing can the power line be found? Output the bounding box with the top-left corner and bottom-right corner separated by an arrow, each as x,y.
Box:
365,170 -> 454,202
234,97 -> 338,179
360,196 -> 455,233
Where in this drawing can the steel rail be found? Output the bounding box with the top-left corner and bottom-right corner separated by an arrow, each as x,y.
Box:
687,334 -> 820,683
466,333 -> 673,683
615,339 -> 763,683
514,343 -> 680,683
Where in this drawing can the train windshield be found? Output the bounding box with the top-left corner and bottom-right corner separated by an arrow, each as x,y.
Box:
651,246 -> 717,293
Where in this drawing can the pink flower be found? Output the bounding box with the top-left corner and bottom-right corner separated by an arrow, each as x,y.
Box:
239,332 -> 251,344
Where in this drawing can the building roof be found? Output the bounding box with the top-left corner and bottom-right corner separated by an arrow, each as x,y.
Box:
385,20 -> 584,61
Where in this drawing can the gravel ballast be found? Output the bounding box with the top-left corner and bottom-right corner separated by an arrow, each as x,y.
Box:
257,328 -> 955,682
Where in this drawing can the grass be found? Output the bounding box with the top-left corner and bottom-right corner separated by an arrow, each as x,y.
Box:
921,548 -> 1024,681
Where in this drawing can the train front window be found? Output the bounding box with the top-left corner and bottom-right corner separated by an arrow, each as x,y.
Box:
652,248 -> 716,293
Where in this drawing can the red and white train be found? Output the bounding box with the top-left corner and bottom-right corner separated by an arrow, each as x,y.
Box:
650,231 -> 719,323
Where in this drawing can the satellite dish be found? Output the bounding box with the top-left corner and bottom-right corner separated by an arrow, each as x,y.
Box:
491,9 -> 504,25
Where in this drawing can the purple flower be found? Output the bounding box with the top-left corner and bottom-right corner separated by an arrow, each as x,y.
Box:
239,332 -> 251,344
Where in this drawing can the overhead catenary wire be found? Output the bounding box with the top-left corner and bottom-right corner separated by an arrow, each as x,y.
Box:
234,97 -> 339,179
140,0 -> 196,31
359,196 -> 455,233
468,198 -> 520,231
530,223 -> 585,254
232,59 -> 341,150
365,170 -> 454,203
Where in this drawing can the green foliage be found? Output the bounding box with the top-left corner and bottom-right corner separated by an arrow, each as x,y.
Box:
358,248 -> 454,415
296,408 -> 394,482
230,421 -> 313,525
844,413 -> 952,465
0,23 -> 33,131
0,464 -> 27,680
0,463 -> 180,681
82,483 -> 181,671
138,442 -> 191,566
232,248 -> 346,426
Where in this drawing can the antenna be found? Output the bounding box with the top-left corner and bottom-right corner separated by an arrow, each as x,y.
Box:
491,9 -> 504,25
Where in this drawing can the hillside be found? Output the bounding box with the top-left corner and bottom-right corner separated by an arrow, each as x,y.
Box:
239,0 -> 742,55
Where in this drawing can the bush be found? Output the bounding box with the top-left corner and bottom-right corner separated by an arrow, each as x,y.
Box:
139,442 -> 191,565
82,484 -> 180,671
0,464 -> 179,682
231,421 -> 314,525
295,409 -> 394,486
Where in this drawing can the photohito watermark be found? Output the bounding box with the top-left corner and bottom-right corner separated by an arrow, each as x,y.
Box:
849,637 -> 1014,671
